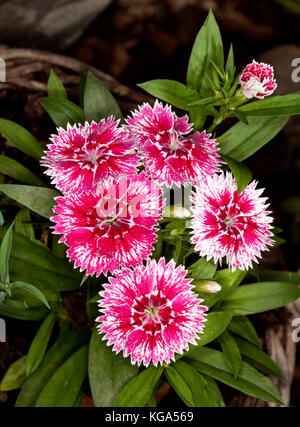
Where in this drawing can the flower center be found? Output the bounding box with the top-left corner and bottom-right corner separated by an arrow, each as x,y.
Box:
224,216 -> 234,228
86,151 -> 99,164
144,305 -> 160,322
169,134 -> 181,151
97,215 -> 119,229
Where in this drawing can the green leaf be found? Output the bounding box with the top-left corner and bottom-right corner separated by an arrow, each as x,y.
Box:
138,80 -> 200,111
0,220 -> 14,283
233,109 -> 249,125
201,374 -> 225,406
0,184 -> 59,218
89,328 -> 138,407
0,119 -> 43,160
39,97 -> 85,128
0,228 -> 80,292
239,94 -> 300,116
26,312 -> 56,377
187,9 -> 224,94
15,208 -> 35,239
188,257 -> 217,280
234,336 -> 283,378
114,366 -> 164,407
258,270 -> 300,285
0,154 -> 45,186
145,394 -> 157,407
16,326 -> 89,407
84,71 -> 122,121
219,281 -> 300,315
186,347 -> 283,405
222,154 -> 252,193
229,316 -> 262,348
47,69 -> 67,99
0,356 -> 27,391
11,281 -> 50,309
189,109 -> 207,131
35,344 -> 88,407
192,311 -> 232,348
0,301 -> 47,321
218,116 -> 288,161
176,311 -> 232,362
218,330 -> 242,378
0,211 -> 3,226
225,44 -> 235,84
165,361 -> 222,407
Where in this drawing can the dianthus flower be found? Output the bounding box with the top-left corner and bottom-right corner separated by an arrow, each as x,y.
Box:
125,101 -> 222,187
191,172 -> 274,271
97,258 -> 207,366
51,172 -> 163,276
42,118 -> 139,193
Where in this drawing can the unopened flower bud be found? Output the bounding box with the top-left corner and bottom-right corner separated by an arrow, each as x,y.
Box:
239,60 -> 277,99
193,280 -> 222,294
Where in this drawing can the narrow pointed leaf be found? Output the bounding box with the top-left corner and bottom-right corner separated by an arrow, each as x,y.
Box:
0,184 -> 59,218
187,10 -> 224,93
11,282 -> 50,309
89,328 -> 138,407
35,344 -> 89,407
0,220 -> 14,283
16,326 -> 89,406
218,330 -> 242,378
0,154 -> 45,186
235,336 -> 283,378
0,356 -> 27,391
114,366 -> 164,407
166,361 -> 222,407
138,80 -> 200,111
239,94 -> 300,116
186,347 -> 283,405
84,71 -> 122,121
47,69 -> 67,99
14,208 -> 35,239
222,154 -> 252,193
26,312 -> 56,376
229,316 -> 262,348
39,97 -> 84,128
219,282 -> 300,315
218,116 -> 288,161
0,119 -> 43,160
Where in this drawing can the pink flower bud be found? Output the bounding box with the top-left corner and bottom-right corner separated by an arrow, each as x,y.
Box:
239,60 -> 277,99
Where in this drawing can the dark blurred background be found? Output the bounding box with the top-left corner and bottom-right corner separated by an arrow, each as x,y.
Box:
0,0 -> 299,406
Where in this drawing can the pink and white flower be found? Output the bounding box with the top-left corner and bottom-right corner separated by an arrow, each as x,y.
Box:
125,101 -> 222,187
42,118 -> 139,193
96,258 -> 207,367
190,172 -> 274,271
51,172 -> 164,276
239,60 -> 277,99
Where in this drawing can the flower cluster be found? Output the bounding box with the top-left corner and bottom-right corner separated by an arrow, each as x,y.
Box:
43,61 -> 275,366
